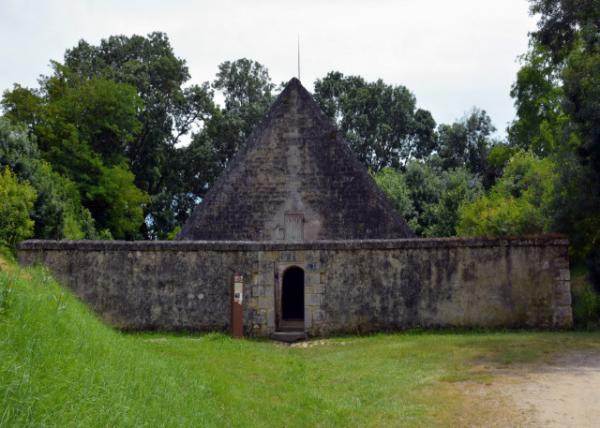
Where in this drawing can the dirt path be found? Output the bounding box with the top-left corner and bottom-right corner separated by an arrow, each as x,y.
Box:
467,350 -> 600,427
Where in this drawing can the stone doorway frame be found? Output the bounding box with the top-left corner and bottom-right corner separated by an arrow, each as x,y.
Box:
275,264 -> 305,332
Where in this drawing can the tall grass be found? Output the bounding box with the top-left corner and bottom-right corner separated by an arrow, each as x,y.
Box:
0,260 -> 218,426
1,257 -> 599,427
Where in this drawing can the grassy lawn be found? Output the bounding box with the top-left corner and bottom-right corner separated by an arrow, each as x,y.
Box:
1,256 -> 599,427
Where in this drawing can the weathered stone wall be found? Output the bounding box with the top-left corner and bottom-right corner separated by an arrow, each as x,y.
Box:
17,236 -> 572,336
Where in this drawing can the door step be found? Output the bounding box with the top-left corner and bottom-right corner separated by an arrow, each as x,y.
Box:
270,331 -> 307,343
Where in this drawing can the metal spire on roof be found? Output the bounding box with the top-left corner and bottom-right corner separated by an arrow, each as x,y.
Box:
297,34 -> 301,81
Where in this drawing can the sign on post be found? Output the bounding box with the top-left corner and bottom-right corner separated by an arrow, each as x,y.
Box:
231,273 -> 243,338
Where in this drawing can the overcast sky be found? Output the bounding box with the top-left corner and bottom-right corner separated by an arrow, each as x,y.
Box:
0,0 -> 537,136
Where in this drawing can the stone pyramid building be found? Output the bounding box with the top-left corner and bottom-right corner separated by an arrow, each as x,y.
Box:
178,78 -> 413,241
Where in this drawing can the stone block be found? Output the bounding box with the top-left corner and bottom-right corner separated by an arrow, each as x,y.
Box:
308,293 -> 322,306
554,288 -> 572,306
307,273 -> 320,287
553,257 -> 570,269
259,273 -> 274,286
267,309 -> 275,328
264,285 -> 274,298
305,262 -> 319,271
258,296 -> 273,310
553,306 -> 573,327
556,269 -> 571,281
312,309 -> 325,322
305,251 -> 320,263
304,309 -> 312,329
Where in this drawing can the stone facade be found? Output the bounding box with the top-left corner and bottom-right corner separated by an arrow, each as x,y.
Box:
18,236 -> 573,336
178,78 -> 412,241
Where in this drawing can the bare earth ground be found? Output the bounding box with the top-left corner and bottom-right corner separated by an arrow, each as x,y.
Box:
461,350 -> 600,427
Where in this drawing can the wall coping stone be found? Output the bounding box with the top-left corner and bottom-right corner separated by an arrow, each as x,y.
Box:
18,235 -> 568,252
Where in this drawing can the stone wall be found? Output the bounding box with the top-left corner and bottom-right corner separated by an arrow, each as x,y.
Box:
17,235 -> 573,336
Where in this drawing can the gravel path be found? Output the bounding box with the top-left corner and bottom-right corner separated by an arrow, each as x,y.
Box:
500,350 -> 600,427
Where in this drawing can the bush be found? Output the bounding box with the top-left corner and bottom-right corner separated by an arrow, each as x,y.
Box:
0,167 -> 36,248
457,151 -> 555,236
571,271 -> 600,329
373,168 -> 415,222
0,118 -> 96,239
375,164 -> 483,237
587,246 -> 600,294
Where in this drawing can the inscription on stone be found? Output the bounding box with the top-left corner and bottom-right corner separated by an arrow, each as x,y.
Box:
280,251 -> 296,262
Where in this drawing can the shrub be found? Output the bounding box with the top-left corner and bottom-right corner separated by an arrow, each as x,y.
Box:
0,118 -> 96,239
572,282 -> 600,329
0,167 -> 36,248
457,151 -> 555,236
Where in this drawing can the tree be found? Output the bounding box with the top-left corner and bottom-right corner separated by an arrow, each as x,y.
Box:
436,108 -> 497,180
0,167 -> 36,248
374,163 -> 482,237
524,0 -> 600,294
62,33 -> 215,237
528,0 -> 600,192
402,162 -> 443,235
427,168 -> 483,237
211,58 -> 275,166
457,152 -> 556,236
314,72 -> 437,171
153,58 -> 279,237
2,69 -> 149,239
87,164 -> 149,239
529,0 -> 600,65
373,168 -> 416,225
0,118 -> 95,239
508,42 -> 569,155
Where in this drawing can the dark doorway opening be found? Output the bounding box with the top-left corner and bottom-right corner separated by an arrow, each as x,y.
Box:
282,266 -> 304,320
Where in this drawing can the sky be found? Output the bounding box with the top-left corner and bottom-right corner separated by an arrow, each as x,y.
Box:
0,0 -> 538,136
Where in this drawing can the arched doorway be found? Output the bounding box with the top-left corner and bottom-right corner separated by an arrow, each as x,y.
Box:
281,266 -> 304,324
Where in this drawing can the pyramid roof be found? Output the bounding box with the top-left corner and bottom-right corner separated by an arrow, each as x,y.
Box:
178,78 -> 413,241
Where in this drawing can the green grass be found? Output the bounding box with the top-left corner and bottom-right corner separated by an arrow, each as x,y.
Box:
1,257 -> 599,427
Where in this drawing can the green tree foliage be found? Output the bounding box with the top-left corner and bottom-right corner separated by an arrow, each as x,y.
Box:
202,58 -> 275,171
402,162 -> 443,235
63,33 -> 190,187
457,152 -> 556,236
530,0 -> 599,64
61,32 -> 216,238
546,153 -> 600,261
375,164 -> 482,237
428,168 -> 484,237
160,58 -> 277,238
436,108 -> 499,185
314,72 -> 436,171
88,165 -> 149,239
373,168 -> 416,225
525,0 -> 600,294
508,42 -> 569,155
214,58 -> 275,135
2,66 -> 148,239
0,119 -> 95,239
528,0 -> 600,189
0,167 -> 36,247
